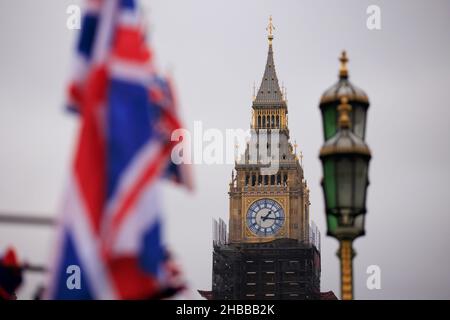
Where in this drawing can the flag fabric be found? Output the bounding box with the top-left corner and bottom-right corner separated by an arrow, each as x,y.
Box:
47,0 -> 189,299
158,76 -> 193,189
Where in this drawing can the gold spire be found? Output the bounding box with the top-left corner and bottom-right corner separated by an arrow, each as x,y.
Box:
338,96 -> 352,129
339,50 -> 349,78
266,15 -> 275,44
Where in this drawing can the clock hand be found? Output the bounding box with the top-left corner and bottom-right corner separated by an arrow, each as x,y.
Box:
264,216 -> 283,220
261,211 -> 272,222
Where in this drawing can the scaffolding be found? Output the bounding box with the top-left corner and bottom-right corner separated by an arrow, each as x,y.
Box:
212,218 -> 228,246
212,239 -> 321,300
309,221 -> 321,253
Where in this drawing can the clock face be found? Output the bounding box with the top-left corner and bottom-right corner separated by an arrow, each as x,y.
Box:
246,198 -> 285,237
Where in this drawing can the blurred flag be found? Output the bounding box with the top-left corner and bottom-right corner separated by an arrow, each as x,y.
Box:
46,0 -> 191,299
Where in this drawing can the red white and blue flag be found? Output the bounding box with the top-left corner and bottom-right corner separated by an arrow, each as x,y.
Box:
46,0 -> 191,299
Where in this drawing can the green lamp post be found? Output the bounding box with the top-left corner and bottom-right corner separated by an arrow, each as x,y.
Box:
319,96 -> 371,300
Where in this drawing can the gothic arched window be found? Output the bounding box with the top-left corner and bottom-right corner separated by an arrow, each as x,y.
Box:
277,174 -> 281,185
271,115 -> 275,128
258,115 -> 261,128
264,175 -> 268,185
276,115 -> 279,127
245,175 -> 249,186
252,174 -> 256,186
270,175 -> 275,185
262,116 -> 266,128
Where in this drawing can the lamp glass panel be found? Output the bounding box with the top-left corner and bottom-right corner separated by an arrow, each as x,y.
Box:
354,158 -> 368,211
353,105 -> 366,140
323,158 -> 336,210
327,214 -> 338,234
323,106 -> 337,140
336,158 -> 353,209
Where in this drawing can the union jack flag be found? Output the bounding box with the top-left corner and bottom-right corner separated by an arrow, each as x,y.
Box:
46,0 -> 191,299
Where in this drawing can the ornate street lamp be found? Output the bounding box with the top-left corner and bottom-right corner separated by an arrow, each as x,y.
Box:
319,51 -> 370,141
319,96 -> 371,300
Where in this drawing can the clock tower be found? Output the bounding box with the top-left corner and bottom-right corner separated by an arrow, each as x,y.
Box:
211,17 -> 321,300
228,17 -> 308,245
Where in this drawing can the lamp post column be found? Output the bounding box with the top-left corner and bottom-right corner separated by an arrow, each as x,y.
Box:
338,240 -> 355,300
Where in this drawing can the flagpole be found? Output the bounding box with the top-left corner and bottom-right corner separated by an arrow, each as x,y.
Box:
0,213 -> 55,226
21,264 -> 48,273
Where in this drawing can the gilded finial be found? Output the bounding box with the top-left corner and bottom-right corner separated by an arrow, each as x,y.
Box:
266,15 -> 275,44
339,50 -> 349,78
338,96 -> 352,129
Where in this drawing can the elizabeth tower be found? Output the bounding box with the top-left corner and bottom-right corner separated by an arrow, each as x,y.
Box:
211,18 -> 321,300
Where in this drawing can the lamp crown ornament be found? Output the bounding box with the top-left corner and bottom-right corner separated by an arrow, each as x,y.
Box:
339,50 -> 349,78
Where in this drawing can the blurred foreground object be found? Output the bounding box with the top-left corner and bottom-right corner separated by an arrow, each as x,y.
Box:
0,247 -> 22,300
46,0 -> 191,299
319,52 -> 372,300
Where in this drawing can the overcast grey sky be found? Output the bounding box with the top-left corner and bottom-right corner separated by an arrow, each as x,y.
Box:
1,0 -> 450,299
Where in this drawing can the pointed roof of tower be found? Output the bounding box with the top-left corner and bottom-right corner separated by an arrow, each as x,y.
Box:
253,16 -> 286,108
